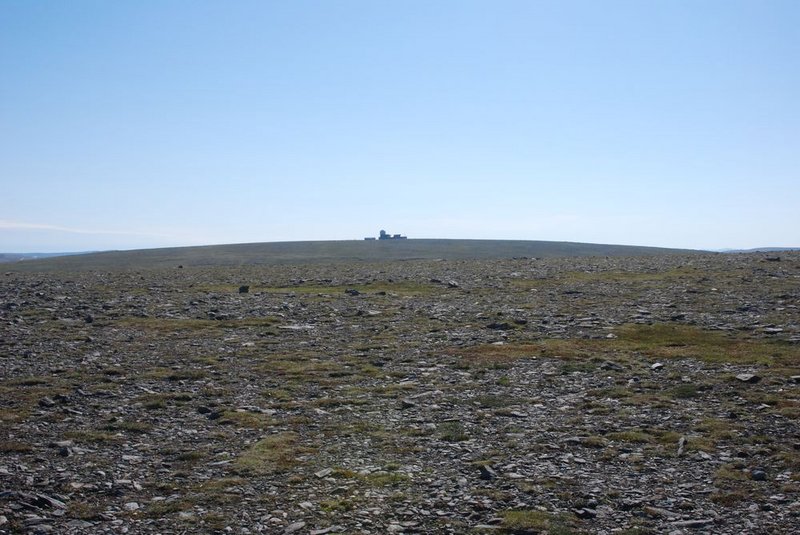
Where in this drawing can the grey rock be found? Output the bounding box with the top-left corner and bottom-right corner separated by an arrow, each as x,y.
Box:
400,398 -> 417,409
735,373 -> 761,383
677,436 -> 687,456
478,465 -> 497,481
285,521 -> 306,534
38,397 -> 57,408
486,322 -> 513,330
65,519 -> 94,529
573,508 -> 597,519
671,518 -> 715,528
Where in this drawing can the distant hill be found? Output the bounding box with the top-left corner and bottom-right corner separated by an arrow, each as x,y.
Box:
720,247 -> 800,253
3,239 -> 705,272
0,252 -> 86,264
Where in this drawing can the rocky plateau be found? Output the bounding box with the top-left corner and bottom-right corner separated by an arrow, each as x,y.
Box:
1,252 -> 799,534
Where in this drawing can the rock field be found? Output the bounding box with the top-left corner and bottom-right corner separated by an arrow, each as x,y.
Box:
1,252 -> 799,534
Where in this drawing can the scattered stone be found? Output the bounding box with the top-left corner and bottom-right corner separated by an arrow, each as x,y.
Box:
285,521 -> 306,533
66,520 -> 94,529
38,397 -> 57,408
315,468 -> 333,478
2,251 -> 798,534
735,373 -> 761,383
399,398 -> 416,409
644,506 -> 677,519
477,465 -> 497,481
670,518 -> 715,528
573,508 -> 597,519
677,436 -> 687,456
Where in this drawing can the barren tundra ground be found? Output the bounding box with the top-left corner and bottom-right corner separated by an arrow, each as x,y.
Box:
1,252 -> 799,534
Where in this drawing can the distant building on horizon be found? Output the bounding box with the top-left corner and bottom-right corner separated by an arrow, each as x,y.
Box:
364,229 -> 407,240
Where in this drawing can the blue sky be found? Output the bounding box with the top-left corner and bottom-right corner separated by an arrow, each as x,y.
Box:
1,0 -> 798,252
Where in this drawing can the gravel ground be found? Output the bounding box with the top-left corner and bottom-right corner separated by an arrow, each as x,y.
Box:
1,252 -> 799,534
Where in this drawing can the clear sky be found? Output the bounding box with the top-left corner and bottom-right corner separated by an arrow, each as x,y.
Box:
1,0 -> 798,252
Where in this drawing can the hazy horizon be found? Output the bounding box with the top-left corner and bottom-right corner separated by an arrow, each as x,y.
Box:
4,237 -> 800,257
2,1 -> 798,253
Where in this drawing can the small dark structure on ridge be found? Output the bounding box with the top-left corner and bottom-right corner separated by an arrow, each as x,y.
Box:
365,229 -> 407,240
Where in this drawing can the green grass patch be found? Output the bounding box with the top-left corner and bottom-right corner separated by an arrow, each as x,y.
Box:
439,421 -> 469,442
142,499 -> 194,518
103,420 -> 152,434
234,432 -> 309,475
714,463 -> 748,482
320,499 -> 355,512
63,429 -> 120,443
363,472 -> 410,486
176,451 -> 206,464
67,501 -> 105,521
194,477 -> 247,492
501,509 -> 576,534
579,436 -> 609,448
255,353 -> 350,384
607,430 -> 653,444
710,490 -> 747,507
8,376 -> 51,386
668,384 -> 701,399
0,440 -> 32,453
451,323 -> 800,368
0,408 -> 32,423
